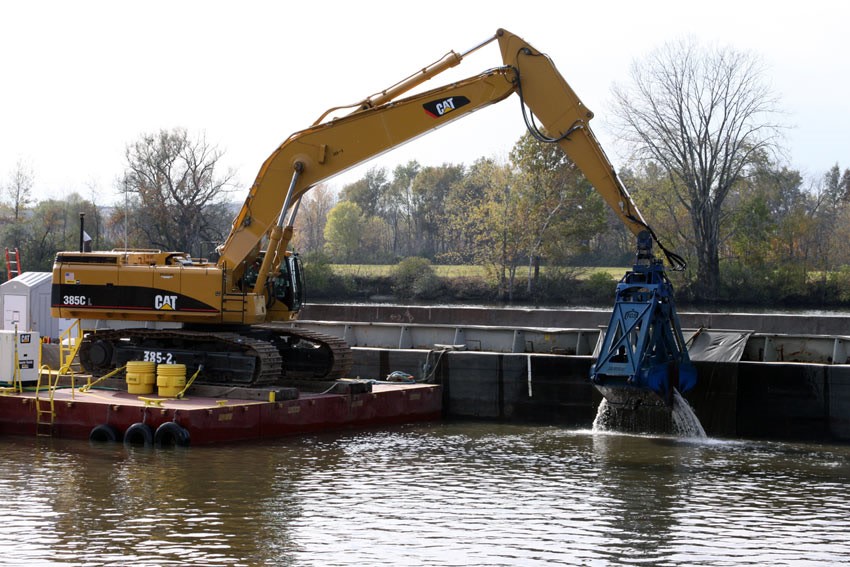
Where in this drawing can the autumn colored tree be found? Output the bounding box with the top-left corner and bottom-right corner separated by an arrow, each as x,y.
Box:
509,132 -> 606,292
291,183 -> 335,254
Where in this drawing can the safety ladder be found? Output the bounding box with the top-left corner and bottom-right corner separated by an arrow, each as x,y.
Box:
33,321 -> 85,437
34,365 -> 57,437
4,247 -> 22,280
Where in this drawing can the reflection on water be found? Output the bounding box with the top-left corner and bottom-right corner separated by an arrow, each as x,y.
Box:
1,424 -> 849,566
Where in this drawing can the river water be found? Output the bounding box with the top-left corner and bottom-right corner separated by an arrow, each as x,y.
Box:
1,423 -> 849,566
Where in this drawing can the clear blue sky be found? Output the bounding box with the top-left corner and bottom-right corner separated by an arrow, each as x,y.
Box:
1,0 -> 847,203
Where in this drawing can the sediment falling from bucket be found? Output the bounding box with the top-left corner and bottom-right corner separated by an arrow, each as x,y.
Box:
592,389 -> 707,438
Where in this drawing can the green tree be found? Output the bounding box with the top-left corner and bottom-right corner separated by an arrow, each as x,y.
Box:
340,167 -> 389,218
509,132 -> 606,292
323,201 -> 365,262
623,162 -> 694,262
2,160 -> 34,252
391,256 -> 441,300
25,194 -> 99,271
410,164 -> 465,258
442,158 -> 492,264
387,160 -> 421,257
455,159 -> 525,300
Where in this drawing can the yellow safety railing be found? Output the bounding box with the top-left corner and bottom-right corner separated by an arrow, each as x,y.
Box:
0,349 -> 24,396
78,365 -> 126,393
59,320 -> 84,375
176,365 -> 204,399
31,320 -> 85,435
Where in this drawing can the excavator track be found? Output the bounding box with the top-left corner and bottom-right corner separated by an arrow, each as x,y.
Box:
78,326 -> 351,387
253,324 -> 353,382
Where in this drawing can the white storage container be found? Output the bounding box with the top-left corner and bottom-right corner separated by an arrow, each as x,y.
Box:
0,272 -> 59,341
0,330 -> 41,383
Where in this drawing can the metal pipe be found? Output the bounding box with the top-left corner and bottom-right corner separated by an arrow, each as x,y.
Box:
79,213 -> 85,253
461,31 -> 498,59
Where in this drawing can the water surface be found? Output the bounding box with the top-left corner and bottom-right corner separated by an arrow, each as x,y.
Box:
1,423 -> 848,566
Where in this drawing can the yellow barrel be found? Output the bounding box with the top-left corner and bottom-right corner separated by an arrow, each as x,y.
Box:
157,364 -> 187,398
126,361 -> 156,395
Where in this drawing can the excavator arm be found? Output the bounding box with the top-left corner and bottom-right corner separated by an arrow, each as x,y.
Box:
52,28 -> 696,403
218,29 -> 681,295
217,28 -> 696,408
219,66 -> 517,281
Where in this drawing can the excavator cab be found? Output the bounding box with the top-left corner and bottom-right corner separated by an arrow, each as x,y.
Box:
242,253 -> 305,312
275,254 -> 304,312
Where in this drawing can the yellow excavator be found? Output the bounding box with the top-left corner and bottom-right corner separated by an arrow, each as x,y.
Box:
52,29 -> 693,402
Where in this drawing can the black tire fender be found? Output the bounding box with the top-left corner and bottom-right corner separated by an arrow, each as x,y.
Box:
154,421 -> 191,447
89,423 -> 122,443
123,422 -> 154,447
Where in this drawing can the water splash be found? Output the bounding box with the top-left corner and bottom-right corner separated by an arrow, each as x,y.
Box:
592,389 -> 706,438
671,389 -> 706,438
591,398 -> 613,432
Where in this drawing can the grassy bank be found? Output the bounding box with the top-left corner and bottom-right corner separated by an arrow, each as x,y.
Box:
330,264 -> 630,280
301,263 -> 632,307
306,261 -> 850,310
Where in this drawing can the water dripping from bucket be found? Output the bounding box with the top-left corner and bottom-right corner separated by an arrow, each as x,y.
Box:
670,389 -> 706,438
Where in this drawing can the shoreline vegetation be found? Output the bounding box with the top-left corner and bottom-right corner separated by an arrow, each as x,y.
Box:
307,260 -> 850,311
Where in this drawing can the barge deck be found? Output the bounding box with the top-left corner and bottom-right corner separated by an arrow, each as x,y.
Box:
0,379 -> 441,445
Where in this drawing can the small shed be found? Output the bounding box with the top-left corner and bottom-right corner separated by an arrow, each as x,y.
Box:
0,272 -> 63,340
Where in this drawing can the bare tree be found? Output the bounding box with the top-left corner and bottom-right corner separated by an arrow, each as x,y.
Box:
612,38 -> 782,300
122,128 -> 235,254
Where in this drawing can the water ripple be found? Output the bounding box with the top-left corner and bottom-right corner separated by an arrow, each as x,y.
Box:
0,425 -> 848,565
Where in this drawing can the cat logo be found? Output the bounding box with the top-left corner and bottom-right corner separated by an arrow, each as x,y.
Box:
154,295 -> 178,310
423,95 -> 470,118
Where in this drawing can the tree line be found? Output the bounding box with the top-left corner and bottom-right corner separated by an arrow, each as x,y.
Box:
292,131 -> 617,301
3,37 -> 850,306
1,129 -> 236,276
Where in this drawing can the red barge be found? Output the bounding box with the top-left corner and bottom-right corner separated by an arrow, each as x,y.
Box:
0,378 -> 441,446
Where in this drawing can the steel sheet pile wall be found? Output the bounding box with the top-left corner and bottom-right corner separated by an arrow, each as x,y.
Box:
351,348 -> 850,442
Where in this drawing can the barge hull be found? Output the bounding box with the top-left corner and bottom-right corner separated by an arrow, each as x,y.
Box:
0,383 -> 441,445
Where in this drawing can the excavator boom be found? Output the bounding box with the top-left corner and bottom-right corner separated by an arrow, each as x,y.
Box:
219,29 -> 655,277
51,29 -> 695,400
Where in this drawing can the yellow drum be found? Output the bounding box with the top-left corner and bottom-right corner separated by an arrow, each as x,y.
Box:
125,361 -> 156,395
157,364 -> 187,398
